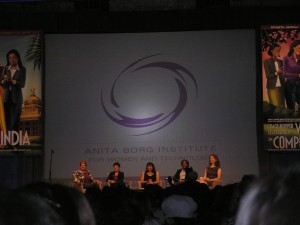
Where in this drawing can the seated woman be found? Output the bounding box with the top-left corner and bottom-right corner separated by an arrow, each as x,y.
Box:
106,162 -> 125,188
198,154 -> 222,189
140,162 -> 160,189
172,159 -> 195,185
72,160 -> 102,192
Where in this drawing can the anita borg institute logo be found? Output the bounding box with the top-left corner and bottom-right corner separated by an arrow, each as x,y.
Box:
101,54 -> 198,135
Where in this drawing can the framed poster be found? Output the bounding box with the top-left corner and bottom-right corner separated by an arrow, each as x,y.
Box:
0,31 -> 43,155
262,25 -> 300,151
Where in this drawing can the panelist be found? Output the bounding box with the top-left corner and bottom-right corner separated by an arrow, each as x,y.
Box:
140,162 -> 160,188
198,154 -> 222,189
72,160 -> 102,191
106,162 -> 125,187
173,159 -> 194,185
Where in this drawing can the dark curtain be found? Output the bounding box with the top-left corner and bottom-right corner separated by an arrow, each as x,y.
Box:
0,156 -> 44,189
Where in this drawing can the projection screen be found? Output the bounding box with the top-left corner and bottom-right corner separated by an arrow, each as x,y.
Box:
45,30 -> 258,186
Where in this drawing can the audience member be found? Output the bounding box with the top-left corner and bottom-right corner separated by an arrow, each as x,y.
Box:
161,194 -> 198,225
100,187 -> 149,225
0,167 -> 264,225
236,167 -> 300,225
0,188 -> 64,225
21,182 -> 96,225
142,184 -> 165,225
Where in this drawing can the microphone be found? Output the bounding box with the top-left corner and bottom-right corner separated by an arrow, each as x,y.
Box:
51,149 -> 54,154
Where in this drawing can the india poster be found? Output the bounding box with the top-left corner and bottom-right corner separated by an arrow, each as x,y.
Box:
0,31 -> 42,154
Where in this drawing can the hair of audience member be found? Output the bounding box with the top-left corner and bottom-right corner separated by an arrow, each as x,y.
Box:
21,182 -> 96,225
161,195 -> 199,225
141,185 -> 165,225
165,217 -> 198,225
236,166 -> 300,225
167,180 -> 209,202
101,187 -> 149,225
85,187 -> 105,225
209,183 -> 239,225
0,189 -> 64,225
238,174 -> 257,198
143,184 -> 164,208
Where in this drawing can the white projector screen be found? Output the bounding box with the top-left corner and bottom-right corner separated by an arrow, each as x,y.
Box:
45,30 -> 258,185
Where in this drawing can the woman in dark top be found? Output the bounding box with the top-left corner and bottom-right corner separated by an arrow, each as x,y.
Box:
173,159 -> 194,185
2,49 -> 26,133
200,154 -> 222,188
106,162 -> 125,187
140,162 -> 160,188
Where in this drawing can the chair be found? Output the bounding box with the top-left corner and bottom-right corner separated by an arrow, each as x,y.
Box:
73,180 -> 103,193
197,177 -> 222,189
210,180 -> 222,189
106,180 -> 132,189
73,182 -> 87,193
126,181 -> 133,189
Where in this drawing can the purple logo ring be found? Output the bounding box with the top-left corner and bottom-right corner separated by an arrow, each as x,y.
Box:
101,54 -> 198,135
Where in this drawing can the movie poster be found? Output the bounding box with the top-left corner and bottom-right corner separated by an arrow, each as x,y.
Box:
262,25 -> 300,151
0,31 -> 42,154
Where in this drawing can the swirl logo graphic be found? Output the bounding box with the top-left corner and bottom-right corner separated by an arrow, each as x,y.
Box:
101,54 -> 198,135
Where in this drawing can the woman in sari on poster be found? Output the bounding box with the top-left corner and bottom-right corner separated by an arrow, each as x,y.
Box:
0,65 -> 6,148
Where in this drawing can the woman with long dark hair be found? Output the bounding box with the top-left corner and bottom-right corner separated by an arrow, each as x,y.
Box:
283,40 -> 300,111
2,49 -> 26,133
140,162 -> 160,188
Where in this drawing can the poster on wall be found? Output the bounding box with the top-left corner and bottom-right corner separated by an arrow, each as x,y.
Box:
262,25 -> 300,151
0,31 -> 43,155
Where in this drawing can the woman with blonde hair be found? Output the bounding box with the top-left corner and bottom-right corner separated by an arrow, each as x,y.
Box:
72,160 -> 102,193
